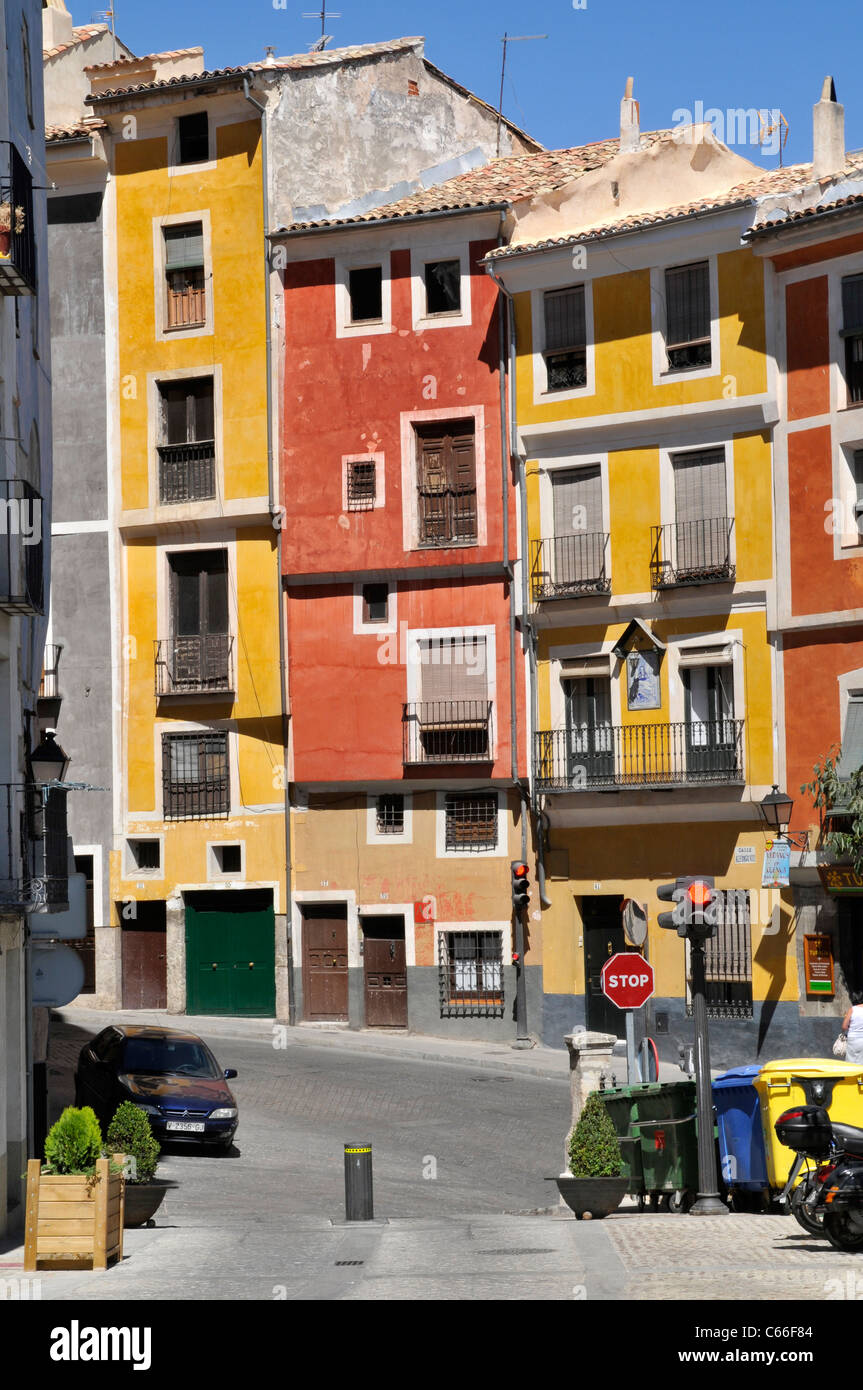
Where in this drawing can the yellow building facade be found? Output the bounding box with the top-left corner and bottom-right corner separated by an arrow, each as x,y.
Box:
96,69 -> 287,1016
492,164 -> 798,1062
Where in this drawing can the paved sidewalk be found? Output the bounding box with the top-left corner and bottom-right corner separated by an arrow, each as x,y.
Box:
54,1007 -> 685,1083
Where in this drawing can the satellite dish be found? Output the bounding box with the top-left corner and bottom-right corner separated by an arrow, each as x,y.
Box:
622,898 -> 648,947
31,942 -> 85,1007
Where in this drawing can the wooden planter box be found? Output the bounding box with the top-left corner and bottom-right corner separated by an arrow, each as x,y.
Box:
24,1157 -> 125,1271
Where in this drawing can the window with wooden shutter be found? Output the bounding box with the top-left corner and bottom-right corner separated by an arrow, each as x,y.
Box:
543,286 -> 587,391
444,794 -> 498,852
416,421 -> 477,547
671,447 -> 729,576
550,466 -> 605,586
403,635 -> 491,763
163,731 -> 229,820
161,551 -> 231,694
164,222 -> 206,329
157,376 -> 215,503
664,261 -> 711,370
347,461 -> 376,510
842,275 -> 863,404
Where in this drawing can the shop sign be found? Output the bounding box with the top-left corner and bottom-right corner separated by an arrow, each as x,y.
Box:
804,934 -> 835,997
817,865 -> 863,895
762,838 -> 790,888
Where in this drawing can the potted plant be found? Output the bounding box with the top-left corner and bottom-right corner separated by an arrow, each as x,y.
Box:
24,1106 -> 125,1271
555,1091 -> 629,1219
0,202 -> 23,258
105,1101 -> 174,1228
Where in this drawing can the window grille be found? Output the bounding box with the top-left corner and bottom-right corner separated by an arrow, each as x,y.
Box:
162,732 -> 229,820
347,461 -> 376,510
375,795 -> 404,834
665,261 -> 711,370
439,930 -> 504,1017
687,889 -> 753,1020
843,275 -> 863,404
444,793 -> 498,852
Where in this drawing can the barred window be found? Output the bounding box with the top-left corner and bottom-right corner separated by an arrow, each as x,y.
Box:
444,793 -> 498,852
665,261 -> 711,370
544,286 -> 586,391
162,731 -> 229,821
686,888 -> 753,1020
842,274 -> 863,405
439,930 -> 504,1017
375,794 -> 404,835
347,461 -> 376,510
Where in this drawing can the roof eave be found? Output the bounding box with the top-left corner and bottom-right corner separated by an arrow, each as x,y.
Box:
270,201 -> 511,240
743,198 -> 863,243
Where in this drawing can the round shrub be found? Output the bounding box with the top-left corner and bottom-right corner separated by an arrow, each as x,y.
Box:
105,1102 -> 160,1184
568,1091 -> 623,1178
44,1106 -> 103,1174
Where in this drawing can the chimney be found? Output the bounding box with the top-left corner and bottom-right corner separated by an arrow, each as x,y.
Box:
620,76 -> 640,153
264,46 -> 277,67
812,76 -> 845,178
43,0 -> 75,52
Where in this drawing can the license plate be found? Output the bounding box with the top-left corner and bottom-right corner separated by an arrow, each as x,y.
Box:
166,1120 -> 206,1133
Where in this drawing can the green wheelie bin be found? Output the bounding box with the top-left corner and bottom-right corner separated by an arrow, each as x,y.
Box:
632,1082 -> 699,1211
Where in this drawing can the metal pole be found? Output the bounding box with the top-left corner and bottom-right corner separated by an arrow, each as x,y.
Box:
688,940 -> 727,1215
513,900 -> 530,1047
344,1143 -> 373,1221
625,1009 -> 637,1084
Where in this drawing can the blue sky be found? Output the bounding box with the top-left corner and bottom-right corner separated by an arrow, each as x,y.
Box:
76,0 -> 863,170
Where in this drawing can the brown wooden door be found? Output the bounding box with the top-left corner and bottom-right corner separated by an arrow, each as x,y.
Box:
302,907 -> 349,1021
121,903 -> 167,1009
362,916 -> 407,1028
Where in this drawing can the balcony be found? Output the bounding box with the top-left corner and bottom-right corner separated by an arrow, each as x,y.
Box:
651,517 -> 735,589
155,635 -> 234,697
0,480 -> 44,615
158,440 -> 216,505
0,783 -> 68,912
534,719 -> 745,792
0,143 -> 36,295
531,534 -> 610,603
403,701 -> 493,765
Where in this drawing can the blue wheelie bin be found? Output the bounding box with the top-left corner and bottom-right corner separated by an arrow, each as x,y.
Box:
712,1064 -> 768,1205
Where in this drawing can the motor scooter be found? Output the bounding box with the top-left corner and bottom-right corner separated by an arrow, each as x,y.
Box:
776,1104 -> 863,1251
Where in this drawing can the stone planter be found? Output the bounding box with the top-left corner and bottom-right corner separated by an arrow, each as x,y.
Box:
555,1174 -> 628,1219
24,1156 -> 125,1270
123,1180 -> 175,1228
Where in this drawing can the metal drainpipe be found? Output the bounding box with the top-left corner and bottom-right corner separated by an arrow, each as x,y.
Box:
243,75 -> 295,1025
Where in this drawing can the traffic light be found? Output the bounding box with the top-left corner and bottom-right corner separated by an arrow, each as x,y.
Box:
511,861 -> 530,914
656,877 -> 718,939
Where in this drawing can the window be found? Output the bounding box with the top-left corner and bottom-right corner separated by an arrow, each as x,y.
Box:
177,112 -> 209,166
22,18 -> 33,129
564,677 -> 614,786
214,844 -> 242,873
671,447 -> 731,577
424,260 -> 461,315
164,223 -> 206,330
416,421 -> 477,547
444,793 -> 498,852
407,636 -> 491,763
838,695 -> 863,780
682,664 -> 739,780
159,550 -> 231,694
544,287 -> 586,391
347,461 -> 376,510
688,890 -> 753,1020
162,731 -> 229,820
348,266 -> 383,323
362,584 -> 389,624
375,795 -> 404,835
664,261 -> 711,370
439,930 -> 504,1017
157,376 -> 215,503
853,452 -> 863,534
549,465 -> 605,589
128,839 -> 161,872
842,275 -> 863,405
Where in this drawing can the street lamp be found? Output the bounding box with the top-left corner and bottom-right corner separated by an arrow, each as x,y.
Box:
29,729 -> 70,788
758,785 -> 794,833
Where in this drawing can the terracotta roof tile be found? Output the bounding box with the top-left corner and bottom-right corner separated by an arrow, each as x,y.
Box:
43,22 -> 108,62
744,185 -> 863,239
45,116 -> 107,143
84,46 -> 203,74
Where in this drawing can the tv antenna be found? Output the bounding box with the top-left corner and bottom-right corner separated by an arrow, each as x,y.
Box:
91,6 -> 117,61
497,32 -> 546,155
302,2 -> 341,50
760,110 -> 789,167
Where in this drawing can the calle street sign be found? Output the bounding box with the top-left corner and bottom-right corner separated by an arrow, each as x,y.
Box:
601,953 -> 655,1010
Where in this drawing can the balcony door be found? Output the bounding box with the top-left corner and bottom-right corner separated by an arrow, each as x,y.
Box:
158,376 -> 215,503
169,551 -> 229,691
672,448 -> 727,576
683,663 -> 736,778
416,421 -> 477,548
564,676 -> 613,786
551,465 -> 604,590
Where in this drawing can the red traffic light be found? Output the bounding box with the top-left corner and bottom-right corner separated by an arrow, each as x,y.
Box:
513,863 -> 528,878
687,880 -> 713,908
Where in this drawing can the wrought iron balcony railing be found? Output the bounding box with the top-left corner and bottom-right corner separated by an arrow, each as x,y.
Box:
158,440 -> 216,504
534,719 -> 745,792
0,783 -> 69,911
403,701 -> 493,765
530,534 -> 611,603
155,635 -> 234,697
0,143 -> 36,295
0,480 -> 43,615
651,517 -> 735,589
38,644 -> 62,700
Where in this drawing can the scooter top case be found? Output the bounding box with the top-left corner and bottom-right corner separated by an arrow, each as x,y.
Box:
830,1121 -> 863,1158
774,1104 -> 833,1158
819,1156 -> 863,1210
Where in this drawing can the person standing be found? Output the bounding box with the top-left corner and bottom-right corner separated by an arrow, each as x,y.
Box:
843,991 -> 863,1065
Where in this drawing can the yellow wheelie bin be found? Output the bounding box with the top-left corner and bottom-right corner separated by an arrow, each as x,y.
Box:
754,1058 -> 863,1190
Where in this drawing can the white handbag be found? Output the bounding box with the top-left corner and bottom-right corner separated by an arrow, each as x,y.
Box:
833,1031 -> 847,1059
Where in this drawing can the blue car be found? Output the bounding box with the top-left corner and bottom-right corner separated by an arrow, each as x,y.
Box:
75,1025 -> 239,1149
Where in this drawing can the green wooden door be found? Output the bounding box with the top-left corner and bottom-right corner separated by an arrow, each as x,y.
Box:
185,891 -> 275,1016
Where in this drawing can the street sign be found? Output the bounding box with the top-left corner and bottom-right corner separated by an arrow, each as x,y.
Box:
601,953 -> 655,1010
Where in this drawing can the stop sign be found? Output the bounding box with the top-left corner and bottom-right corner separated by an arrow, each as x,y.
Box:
601,953 -> 655,1009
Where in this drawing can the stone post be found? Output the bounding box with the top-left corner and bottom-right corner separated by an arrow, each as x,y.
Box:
563,1030 -> 618,1171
